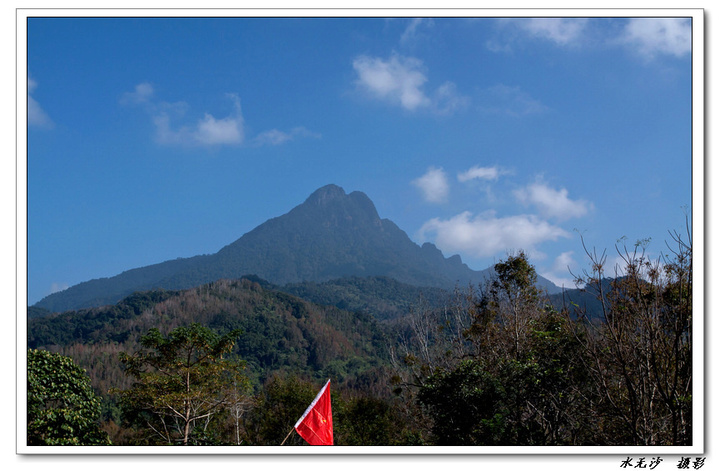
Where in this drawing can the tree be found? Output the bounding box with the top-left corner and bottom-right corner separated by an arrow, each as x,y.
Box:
400,252 -> 593,445
241,374 -> 318,446
571,226 -> 693,445
335,394 -> 423,446
417,359 -> 507,445
486,251 -> 543,361
27,348 -> 111,445
115,323 -> 249,445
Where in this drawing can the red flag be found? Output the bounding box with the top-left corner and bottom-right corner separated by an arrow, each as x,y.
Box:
294,379 -> 333,445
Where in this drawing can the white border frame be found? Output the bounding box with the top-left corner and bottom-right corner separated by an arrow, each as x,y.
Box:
16,8 -> 705,458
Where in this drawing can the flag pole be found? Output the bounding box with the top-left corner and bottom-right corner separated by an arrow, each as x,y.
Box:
280,427 -> 294,446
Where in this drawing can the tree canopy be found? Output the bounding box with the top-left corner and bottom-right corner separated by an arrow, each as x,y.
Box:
115,323 -> 250,445
27,349 -> 110,445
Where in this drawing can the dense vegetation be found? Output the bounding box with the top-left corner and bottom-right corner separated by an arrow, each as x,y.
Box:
388,229 -> 692,446
27,349 -> 111,445
26,228 -> 692,446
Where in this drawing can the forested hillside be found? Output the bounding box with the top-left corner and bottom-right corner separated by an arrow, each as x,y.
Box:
282,275 -> 450,321
26,229 -> 693,447
30,277 -> 392,391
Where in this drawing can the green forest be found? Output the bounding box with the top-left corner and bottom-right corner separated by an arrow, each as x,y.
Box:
26,230 -> 692,447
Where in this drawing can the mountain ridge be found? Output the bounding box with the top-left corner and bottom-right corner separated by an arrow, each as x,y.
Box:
33,184 -> 560,312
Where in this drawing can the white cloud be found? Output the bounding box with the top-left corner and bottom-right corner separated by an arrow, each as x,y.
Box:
27,77 -> 53,128
433,81 -> 471,115
28,96 -> 52,127
603,244 -> 666,281
603,254 -> 631,278
485,40 -> 512,54
514,182 -> 591,221
252,126 -> 322,146
123,85 -> 317,148
620,18 -> 691,59
458,165 -> 503,182
353,54 -> 431,111
496,18 -> 589,46
192,94 -> 244,145
352,54 -> 468,114
152,112 -> 184,146
479,84 -> 547,117
120,82 -> 154,105
400,18 -> 434,46
150,93 -> 244,147
551,250 -> 577,274
253,129 -> 293,146
519,18 -> 589,45
539,250 -> 581,288
494,17 -> 691,62
418,211 -> 570,259
412,166 -> 449,203
193,113 -> 244,145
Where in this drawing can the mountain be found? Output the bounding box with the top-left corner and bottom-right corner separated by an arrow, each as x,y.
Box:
33,184 -> 560,312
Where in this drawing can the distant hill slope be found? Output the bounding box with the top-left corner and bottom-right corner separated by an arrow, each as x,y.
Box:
34,184 -> 560,313
28,278 -> 392,393
283,276 -> 451,321
548,278 -> 621,321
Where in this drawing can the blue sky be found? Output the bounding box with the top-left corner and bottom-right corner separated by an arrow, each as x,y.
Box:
26,14 -> 695,305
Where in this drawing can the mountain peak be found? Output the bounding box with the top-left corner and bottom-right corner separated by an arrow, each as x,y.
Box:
299,184 -> 381,224
304,184 -> 347,205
